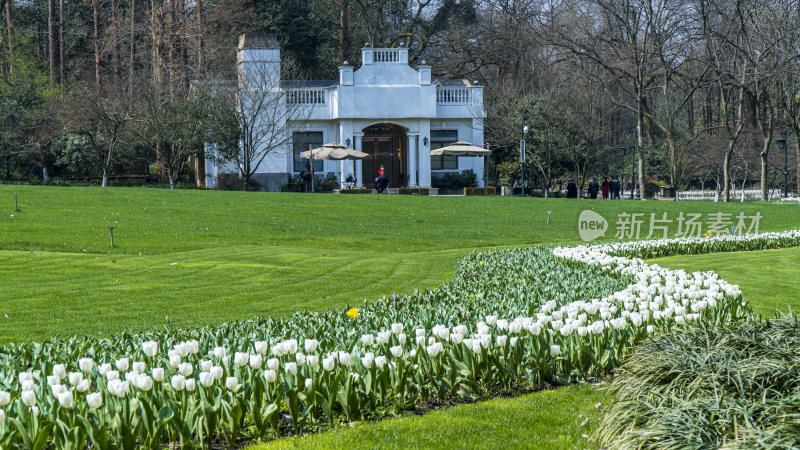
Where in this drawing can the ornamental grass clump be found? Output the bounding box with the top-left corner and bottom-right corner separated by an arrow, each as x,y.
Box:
596,319 -> 800,449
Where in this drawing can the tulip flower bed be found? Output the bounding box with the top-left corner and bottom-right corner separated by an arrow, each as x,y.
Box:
0,230 -> 798,448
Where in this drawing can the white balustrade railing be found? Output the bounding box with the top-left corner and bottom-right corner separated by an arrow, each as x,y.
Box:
371,49 -> 400,63
285,88 -> 326,105
436,87 -> 471,104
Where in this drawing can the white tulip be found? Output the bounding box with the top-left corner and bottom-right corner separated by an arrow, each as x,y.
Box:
169,355 -> 181,369
57,390 -> 74,409
322,357 -> 335,372
510,337 -> 518,347
377,331 -> 391,345
179,362 -> 194,377
305,378 -> 313,389
115,358 -> 130,372
76,379 -> 90,393
296,352 -> 306,366
152,367 -> 165,382
132,361 -> 146,374
21,390 -> 36,406
171,375 -> 186,391
52,384 -> 67,395
142,341 -> 158,357
213,347 -> 227,359
86,392 -> 103,409
550,345 -> 561,357
375,355 -> 387,368
137,375 -> 153,392
304,339 -> 319,354
234,352 -> 249,367
391,323 -> 404,335
285,362 -> 298,375
267,358 -> 279,371
21,380 -> 35,391
185,378 -> 196,392
199,372 -> 214,387
225,377 -> 241,391
485,315 -> 497,326
361,352 -> 374,368
53,364 -> 67,380
361,334 -> 374,346
496,335 -> 508,347
106,371 -> 119,382
249,354 -> 263,369
338,351 -> 351,366
254,341 -> 268,355
31,406 -> 39,417
307,355 -> 319,368
210,366 -> 223,380
398,333 -> 407,344
98,363 -> 112,376
18,372 -> 33,383
47,375 -> 60,386
0,391 -> 9,407
264,370 -> 277,383
390,345 -> 403,357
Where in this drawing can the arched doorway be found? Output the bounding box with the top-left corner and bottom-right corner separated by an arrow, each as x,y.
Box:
361,123 -> 407,189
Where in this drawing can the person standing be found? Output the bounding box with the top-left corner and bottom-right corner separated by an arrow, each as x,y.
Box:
609,175 -> 620,199
601,177 -> 610,199
566,177 -> 578,198
588,177 -> 600,199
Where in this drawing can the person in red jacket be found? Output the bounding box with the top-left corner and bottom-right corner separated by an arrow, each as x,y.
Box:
378,165 -> 385,176
601,176 -> 610,199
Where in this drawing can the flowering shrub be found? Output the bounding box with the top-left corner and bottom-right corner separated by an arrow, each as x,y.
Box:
0,231 -> 797,447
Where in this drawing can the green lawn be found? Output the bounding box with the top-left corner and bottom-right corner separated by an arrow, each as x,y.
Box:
248,384 -> 611,450
654,246 -> 800,317
1,185 -> 796,342
0,185 -> 797,448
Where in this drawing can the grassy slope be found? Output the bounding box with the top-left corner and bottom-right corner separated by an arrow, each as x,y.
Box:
249,385 -> 611,450
1,185 -> 796,342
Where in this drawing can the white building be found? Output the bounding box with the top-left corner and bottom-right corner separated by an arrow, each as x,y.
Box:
205,33 -> 486,191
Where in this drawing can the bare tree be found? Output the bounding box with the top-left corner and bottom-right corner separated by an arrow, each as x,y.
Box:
134,85 -> 213,188
216,60 -> 311,188
63,84 -> 135,187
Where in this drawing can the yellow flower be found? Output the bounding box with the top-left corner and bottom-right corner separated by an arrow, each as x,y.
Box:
346,308 -> 359,319
704,231 -> 712,237
480,261 -> 485,265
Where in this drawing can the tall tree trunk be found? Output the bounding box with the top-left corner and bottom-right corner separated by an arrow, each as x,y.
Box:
129,0 -> 135,99
48,0 -> 55,85
196,0 -> 204,78
167,0 -> 175,98
723,139 -> 734,202
760,138 -> 771,201
6,0 -> 13,75
151,0 -> 163,91
794,125 -> 800,195
59,0 -> 64,84
93,0 -> 101,92
112,0 -> 121,90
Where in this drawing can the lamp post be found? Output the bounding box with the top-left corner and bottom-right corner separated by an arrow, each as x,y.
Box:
777,131 -> 788,198
631,146 -> 636,199
618,146 -> 626,199
520,123 -> 528,197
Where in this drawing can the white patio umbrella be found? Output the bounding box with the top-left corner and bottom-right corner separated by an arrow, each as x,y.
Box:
430,141 -> 492,186
429,141 -> 491,157
300,143 -> 369,193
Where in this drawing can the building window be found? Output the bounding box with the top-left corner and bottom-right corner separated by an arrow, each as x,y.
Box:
293,131 -> 324,172
430,130 -> 459,170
